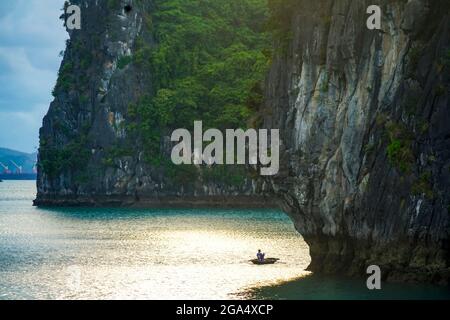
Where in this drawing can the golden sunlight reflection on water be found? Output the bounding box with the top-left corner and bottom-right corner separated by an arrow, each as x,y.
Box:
0,181 -> 310,300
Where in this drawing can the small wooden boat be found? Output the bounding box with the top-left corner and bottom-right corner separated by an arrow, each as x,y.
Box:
250,258 -> 279,265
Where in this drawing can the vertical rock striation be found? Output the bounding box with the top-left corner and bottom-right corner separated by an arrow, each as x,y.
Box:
265,0 -> 450,284
35,0 -> 272,208
36,0 -> 450,284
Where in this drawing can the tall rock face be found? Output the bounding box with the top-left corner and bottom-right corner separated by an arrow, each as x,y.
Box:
265,0 -> 450,284
37,0 -> 450,284
35,0 -> 272,207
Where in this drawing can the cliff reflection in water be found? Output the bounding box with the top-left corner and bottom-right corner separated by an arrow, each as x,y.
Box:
246,274 -> 450,300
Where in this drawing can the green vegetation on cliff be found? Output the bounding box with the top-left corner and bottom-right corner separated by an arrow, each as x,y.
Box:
127,0 -> 270,163
42,0 -> 272,184
385,121 -> 415,174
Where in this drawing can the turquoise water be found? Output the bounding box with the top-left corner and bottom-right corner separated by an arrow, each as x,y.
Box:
1,181 -> 449,300
0,181 -> 310,300
248,275 -> 450,300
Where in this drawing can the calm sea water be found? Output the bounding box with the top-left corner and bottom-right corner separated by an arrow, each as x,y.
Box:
249,275 -> 450,300
1,181 -> 449,300
0,181 -> 311,300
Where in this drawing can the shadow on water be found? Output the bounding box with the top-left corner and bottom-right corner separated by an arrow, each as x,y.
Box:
35,206 -> 288,221
6,182 -> 448,300
245,274 -> 450,300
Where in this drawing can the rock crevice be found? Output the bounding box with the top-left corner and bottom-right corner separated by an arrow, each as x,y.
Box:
36,0 -> 450,284
265,0 -> 450,284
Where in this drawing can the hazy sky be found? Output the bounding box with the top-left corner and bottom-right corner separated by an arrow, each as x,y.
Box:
0,0 -> 67,153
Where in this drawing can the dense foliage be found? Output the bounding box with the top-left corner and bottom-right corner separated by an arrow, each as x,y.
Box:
43,0 -> 272,182
128,0 -> 270,163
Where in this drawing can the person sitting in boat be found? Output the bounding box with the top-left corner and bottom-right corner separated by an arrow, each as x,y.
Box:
257,249 -> 265,262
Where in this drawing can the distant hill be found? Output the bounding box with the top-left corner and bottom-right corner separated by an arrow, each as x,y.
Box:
0,148 -> 37,174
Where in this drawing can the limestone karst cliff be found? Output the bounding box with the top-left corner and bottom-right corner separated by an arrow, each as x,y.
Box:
264,0 -> 450,284
35,0 -> 273,207
36,0 -> 449,283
